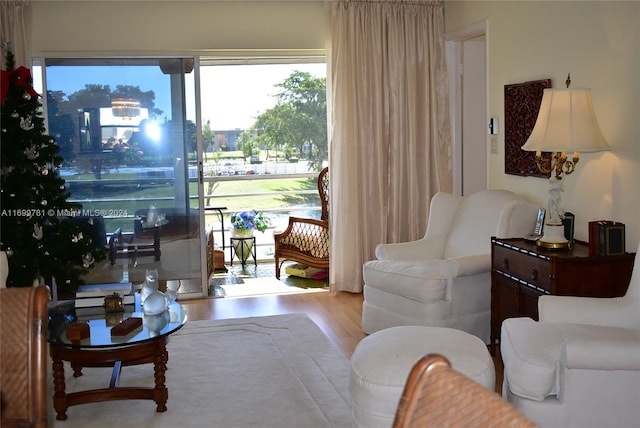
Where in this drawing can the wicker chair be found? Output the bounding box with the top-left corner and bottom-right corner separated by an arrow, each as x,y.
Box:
393,354 -> 535,428
206,227 -> 225,279
0,286 -> 49,428
274,167 -> 329,279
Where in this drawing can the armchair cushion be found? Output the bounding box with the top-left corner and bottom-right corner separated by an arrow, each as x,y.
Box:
363,260 -> 449,303
500,317 -> 639,401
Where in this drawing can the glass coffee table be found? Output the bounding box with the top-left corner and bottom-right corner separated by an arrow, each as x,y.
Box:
48,300 -> 187,420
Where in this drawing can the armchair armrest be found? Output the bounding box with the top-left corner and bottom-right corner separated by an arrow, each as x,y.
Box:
448,254 -> 491,277
375,237 -> 446,260
562,337 -> 640,370
539,295 -> 639,329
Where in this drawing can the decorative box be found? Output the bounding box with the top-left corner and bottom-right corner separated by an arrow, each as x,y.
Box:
589,220 -> 626,256
66,322 -> 90,341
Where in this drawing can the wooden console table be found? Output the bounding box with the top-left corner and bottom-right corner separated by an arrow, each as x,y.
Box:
490,237 -> 635,354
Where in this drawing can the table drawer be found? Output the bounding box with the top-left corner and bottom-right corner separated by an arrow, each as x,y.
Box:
493,244 -> 551,292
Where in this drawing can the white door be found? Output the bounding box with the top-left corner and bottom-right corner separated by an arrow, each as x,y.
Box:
461,39 -> 487,195
446,22 -> 488,196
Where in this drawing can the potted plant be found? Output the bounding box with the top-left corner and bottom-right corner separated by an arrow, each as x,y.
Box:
229,210 -> 270,237
229,210 -> 270,266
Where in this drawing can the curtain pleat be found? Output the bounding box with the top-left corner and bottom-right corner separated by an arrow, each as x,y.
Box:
0,0 -> 31,69
329,0 -> 452,293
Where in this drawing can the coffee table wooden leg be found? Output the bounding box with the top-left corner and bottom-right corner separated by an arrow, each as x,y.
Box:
71,361 -> 83,377
52,358 -> 69,421
153,346 -> 169,412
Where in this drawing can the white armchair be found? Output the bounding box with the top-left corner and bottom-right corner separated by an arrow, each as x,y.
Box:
362,189 -> 538,342
500,243 -> 640,427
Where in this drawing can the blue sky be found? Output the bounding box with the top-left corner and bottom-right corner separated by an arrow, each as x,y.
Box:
45,62 -> 326,131
46,65 -> 174,124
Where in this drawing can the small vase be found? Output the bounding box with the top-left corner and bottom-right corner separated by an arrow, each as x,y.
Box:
230,229 -> 254,264
231,228 -> 254,238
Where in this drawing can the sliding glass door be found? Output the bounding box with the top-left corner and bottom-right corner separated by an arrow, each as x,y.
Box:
38,58 -> 204,296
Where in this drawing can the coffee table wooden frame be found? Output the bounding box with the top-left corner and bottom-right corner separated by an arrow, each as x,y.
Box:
50,336 -> 170,420
48,301 -> 186,421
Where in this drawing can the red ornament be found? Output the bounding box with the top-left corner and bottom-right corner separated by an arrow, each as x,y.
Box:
1,66 -> 40,104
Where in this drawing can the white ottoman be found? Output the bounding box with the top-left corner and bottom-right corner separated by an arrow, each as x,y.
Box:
350,326 -> 496,428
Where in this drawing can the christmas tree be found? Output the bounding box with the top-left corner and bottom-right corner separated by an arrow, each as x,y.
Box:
1,50 -> 101,294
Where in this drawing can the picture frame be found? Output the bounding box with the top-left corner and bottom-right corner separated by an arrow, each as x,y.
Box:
504,79 -> 552,178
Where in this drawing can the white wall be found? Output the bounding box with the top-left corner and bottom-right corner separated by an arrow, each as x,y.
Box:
445,1 -> 640,250
30,0 -> 328,56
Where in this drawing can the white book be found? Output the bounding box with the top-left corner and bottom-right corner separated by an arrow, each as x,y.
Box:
74,293 -> 135,308
76,282 -> 133,298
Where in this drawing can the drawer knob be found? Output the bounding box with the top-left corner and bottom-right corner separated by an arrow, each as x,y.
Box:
503,258 -> 509,269
530,267 -> 538,280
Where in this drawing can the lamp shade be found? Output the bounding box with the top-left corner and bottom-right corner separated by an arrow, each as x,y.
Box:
522,88 -> 610,153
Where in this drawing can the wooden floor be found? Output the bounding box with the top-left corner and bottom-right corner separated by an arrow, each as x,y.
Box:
178,289 -> 366,359
178,289 -> 504,392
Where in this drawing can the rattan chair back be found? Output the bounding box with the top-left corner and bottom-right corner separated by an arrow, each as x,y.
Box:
393,354 -> 536,428
0,286 -> 49,428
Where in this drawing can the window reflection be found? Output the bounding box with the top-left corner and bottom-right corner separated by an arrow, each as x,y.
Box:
41,58 -> 200,289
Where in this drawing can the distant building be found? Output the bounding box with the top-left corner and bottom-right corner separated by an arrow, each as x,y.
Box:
213,129 -> 243,150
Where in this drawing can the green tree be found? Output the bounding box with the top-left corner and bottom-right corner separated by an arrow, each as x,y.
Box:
47,90 -> 76,165
61,84 -> 161,118
253,71 -> 327,170
202,120 -> 215,152
237,129 -> 259,160
253,104 -> 295,159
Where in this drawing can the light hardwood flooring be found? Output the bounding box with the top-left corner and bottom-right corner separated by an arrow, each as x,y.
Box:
177,289 -> 504,393
178,290 -> 366,359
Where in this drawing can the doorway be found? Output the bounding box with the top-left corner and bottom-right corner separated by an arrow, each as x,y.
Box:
446,21 -> 488,196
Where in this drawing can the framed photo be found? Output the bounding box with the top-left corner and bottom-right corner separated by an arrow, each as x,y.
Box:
534,208 -> 545,235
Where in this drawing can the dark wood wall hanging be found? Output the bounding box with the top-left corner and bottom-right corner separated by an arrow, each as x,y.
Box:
504,79 -> 552,178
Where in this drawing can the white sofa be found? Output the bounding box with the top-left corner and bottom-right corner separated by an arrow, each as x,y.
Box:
501,242 -> 640,427
361,189 -> 538,343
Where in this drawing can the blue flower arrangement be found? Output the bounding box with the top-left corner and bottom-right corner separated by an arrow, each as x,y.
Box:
230,210 -> 270,233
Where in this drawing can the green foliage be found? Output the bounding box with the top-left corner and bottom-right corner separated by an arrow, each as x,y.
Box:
250,71 -> 327,170
0,56 -> 102,292
230,210 -> 271,233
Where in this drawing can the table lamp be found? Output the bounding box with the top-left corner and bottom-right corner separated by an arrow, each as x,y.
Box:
522,74 -> 610,249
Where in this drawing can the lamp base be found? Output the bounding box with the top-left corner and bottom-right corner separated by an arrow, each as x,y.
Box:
536,223 -> 570,250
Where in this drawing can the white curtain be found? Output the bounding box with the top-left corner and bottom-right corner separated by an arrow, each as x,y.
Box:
0,0 -> 31,69
328,0 -> 452,293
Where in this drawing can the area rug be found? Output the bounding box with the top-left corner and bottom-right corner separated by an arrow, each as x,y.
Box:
49,314 -> 352,428
221,277 -> 328,298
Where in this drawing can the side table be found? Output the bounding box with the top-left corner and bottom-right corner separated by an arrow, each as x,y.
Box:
490,237 -> 635,355
230,236 -> 257,268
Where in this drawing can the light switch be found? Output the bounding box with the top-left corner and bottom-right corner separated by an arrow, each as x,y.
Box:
489,117 -> 499,135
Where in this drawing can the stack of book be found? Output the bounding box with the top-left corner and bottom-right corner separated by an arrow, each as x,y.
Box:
74,282 -> 134,308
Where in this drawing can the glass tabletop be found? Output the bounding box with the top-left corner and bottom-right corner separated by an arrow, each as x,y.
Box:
48,300 -> 187,349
